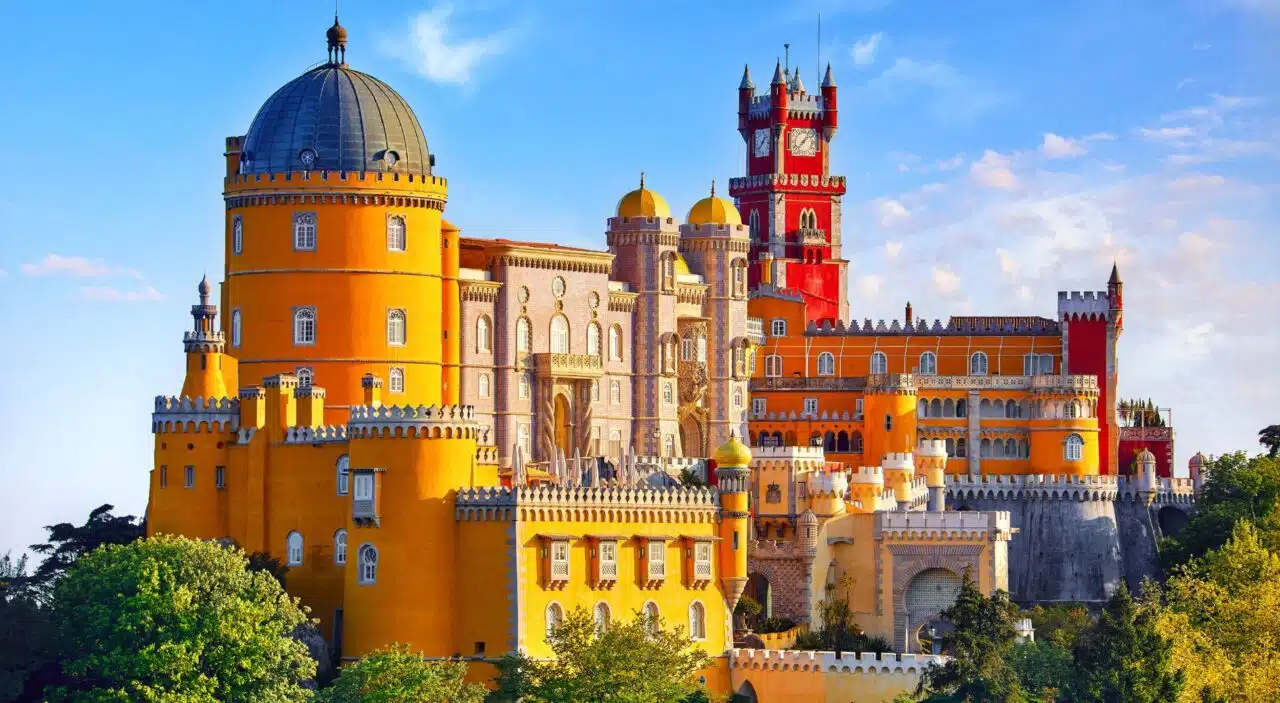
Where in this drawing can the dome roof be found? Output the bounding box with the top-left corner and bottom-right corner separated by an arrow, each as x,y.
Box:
686,181 -> 742,226
616,173 -> 671,219
239,36 -> 431,176
674,254 -> 691,276
713,434 -> 753,467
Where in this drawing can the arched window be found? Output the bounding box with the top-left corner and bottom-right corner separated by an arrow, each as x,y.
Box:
992,438 -> 1005,457
931,399 -> 943,417
386,215 -> 406,252
389,367 -> 405,393
851,431 -> 864,453
286,531 -> 303,566
357,544 -> 378,584
231,309 -> 242,347
587,322 -> 601,357
516,317 -> 532,353
610,381 -> 621,405
293,212 -> 316,251
1005,438 -> 1017,458
550,315 -> 570,354
545,603 -> 563,638
1066,400 -> 1081,419
870,351 -> 888,375
943,398 -> 955,417
663,383 -> 674,404
293,307 -> 316,345
334,529 -> 347,565
475,315 -> 491,353
689,602 -> 706,640
664,434 -> 675,457
387,309 -> 407,346
824,431 -> 836,451
594,602 -> 611,635
609,325 -> 623,360
518,374 -> 530,399
681,336 -> 696,362
295,367 -> 313,388
518,424 -> 530,452
818,352 -> 835,376
1065,434 -> 1084,461
732,260 -> 748,298
945,438 -> 956,457
919,351 -> 937,375
336,455 -> 350,496
232,216 -> 243,255
969,352 -> 989,376
918,399 -> 929,418
478,373 -> 491,398
956,438 -> 967,457
748,210 -> 761,241
765,355 -> 783,377
957,399 -> 967,417
643,602 -> 660,634
733,387 -> 743,407
980,438 -> 992,458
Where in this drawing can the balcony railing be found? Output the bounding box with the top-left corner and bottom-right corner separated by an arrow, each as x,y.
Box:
647,559 -> 666,580
353,499 -> 375,519
600,560 -> 618,579
694,560 -> 712,578
532,353 -> 604,379
746,317 -> 765,344
798,228 -> 827,246
551,559 -> 570,578
751,377 -> 868,392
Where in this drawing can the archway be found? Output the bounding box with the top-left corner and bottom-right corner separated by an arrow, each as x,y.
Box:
904,568 -> 962,652
679,416 -> 704,459
1158,506 -> 1190,537
553,394 -> 572,458
743,572 -> 772,629
735,681 -> 758,702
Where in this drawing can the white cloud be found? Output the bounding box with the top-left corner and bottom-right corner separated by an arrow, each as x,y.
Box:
851,32 -> 885,66
936,154 -> 965,171
1041,133 -> 1087,159
0,268 -> 7,278
385,4 -> 519,86
884,241 -> 904,259
919,182 -> 947,195
80,286 -> 165,302
868,59 -> 1003,122
1168,173 -> 1226,190
1177,232 -> 1214,256
1177,77 -> 1195,90
874,198 -> 910,227
969,150 -> 1019,190
995,248 -> 1019,277
856,274 -> 883,299
1140,126 -> 1195,141
931,266 -> 960,294
1016,284 -> 1033,302
21,254 -> 114,277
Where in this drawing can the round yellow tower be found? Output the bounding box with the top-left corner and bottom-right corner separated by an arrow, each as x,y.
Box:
1028,382 -> 1101,475
863,375 -> 918,465
221,20 -> 448,422
713,435 -> 752,610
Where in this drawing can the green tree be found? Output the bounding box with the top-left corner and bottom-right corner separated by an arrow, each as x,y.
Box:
1022,602 -> 1090,649
1260,425 -> 1280,459
315,644 -> 485,703
1063,585 -> 1182,703
27,504 -> 144,600
490,607 -> 713,703
1005,642 -> 1071,703
1161,452 -> 1280,570
43,534 -> 315,702
912,572 -> 1027,703
0,552 -> 56,703
1154,522 -> 1280,702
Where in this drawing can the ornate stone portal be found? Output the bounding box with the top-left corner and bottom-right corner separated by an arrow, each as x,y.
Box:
533,353 -> 603,461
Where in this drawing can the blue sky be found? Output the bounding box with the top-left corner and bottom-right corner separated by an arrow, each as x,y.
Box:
0,0 -> 1276,554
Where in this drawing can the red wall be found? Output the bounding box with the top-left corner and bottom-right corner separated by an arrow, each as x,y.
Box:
1065,318 -> 1112,474
1118,439 -> 1174,478
784,261 -> 841,323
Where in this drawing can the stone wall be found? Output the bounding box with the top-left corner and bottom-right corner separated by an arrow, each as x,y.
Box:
747,540 -> 811,622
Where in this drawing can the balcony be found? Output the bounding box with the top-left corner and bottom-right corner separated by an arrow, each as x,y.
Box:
746,317 -> 765,344
532,353 -> 604,380
751,377 -> 868,392
647,558 -> 666,581
798,228 -> 827,246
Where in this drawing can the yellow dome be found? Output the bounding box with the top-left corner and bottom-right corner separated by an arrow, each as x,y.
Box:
713,434 -> 753,467
616,173 -> 671,219
674,255 -> 691,276
686,180 -> 742,226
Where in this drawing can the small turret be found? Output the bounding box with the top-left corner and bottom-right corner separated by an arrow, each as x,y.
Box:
1108,261 -> 1123,311
821,62 -> 838,135
1136,447 -> 1158,503
180,276 -> 228,399
790,67 -> 805,94
713,435 -> 752,610
770,59 -> 788,114
738,64 -> 755,139
905,301 -> 914,327
1190,451 -> 1209,494
915,440 -> 948,512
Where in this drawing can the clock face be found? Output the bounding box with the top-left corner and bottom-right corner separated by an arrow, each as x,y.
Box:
753,129 -> 771,158
789,128 -> 818,157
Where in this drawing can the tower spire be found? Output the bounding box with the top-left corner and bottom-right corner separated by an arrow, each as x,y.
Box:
822,62 -> 835,88
326,12 -> 348,65
710,179 -> 716,198
771,59 -> 785,85
739,64 -> 754,90
639,171 -> 646,189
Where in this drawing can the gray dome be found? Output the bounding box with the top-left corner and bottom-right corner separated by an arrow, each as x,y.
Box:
240,65 -> 431,176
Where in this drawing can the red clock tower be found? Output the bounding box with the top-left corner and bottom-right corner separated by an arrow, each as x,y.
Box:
730,61 -> 849,325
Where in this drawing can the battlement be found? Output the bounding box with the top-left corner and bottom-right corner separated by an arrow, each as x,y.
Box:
454,484 -> 721,522
946,473 -> 1120,501
806,316 -> 1061,337
224,169 -> 448,191
809,471 -> 849,495
1057,291 -> 1111,320
606,216 -> 681,232
877,510 -> 1012,539
347,403 -> 480,439
728,173 -> 846,193
748,539 -> 804,559
283,425 -> 348,444
728,648 -> 945,674
848,466 -> 885,484
152,395 -> 239,433
1116,475 -> 1197,504
882,453 -> 915,471
679,222 -> 750,237
916,439 -> 948,458
748,284 -> 806,304
751,446 -> 826,460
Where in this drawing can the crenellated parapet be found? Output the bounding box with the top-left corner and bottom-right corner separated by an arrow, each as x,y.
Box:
727,648 -> 945,674
1057,290 -> 1110,321
947,474 -> 1120,502
182,329 -> 226,353
152,395 -> 240,433
805,315 -> 1060,337
1116,476 -> 1197,505
347,403 -> 480,439
809,470 -> 849,497
876,510 -> 1013,541
865,374 -> 916,396
454,485 -> 721,523
223,169 -> 448,211
284,425 -> 348,444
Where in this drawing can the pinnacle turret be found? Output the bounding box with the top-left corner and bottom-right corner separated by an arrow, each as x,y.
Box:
822,62 -> 835,88
771,60 -> 785,85
791,68 -> 804,93
1109,260 -> 1121,285
739,64 -> 754,90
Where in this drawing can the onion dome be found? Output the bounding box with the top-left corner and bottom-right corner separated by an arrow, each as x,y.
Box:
713,434 -> 753,468
238,20 -> 431,176
674,255 -> 692,276
686,181 -> 742,226
197,275 -> 211,299
616,172 -> 671,219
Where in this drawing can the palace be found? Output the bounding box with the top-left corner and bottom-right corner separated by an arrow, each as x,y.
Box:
146,17 -> 1201,702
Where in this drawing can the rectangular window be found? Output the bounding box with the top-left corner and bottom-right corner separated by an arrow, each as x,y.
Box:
647,540 -> 665,579
215,466 -> 226,489
694,542 -> 712,578
599,540 -> 618,579
159,465 -> 168,489
354,474 -> 374,500
184,466 -> 195,489
1039,354 -> 1054,375
803,397 -> 818,415
519,375 -> 530,399
681,337 -> 696,362
752,398 -> 766,415
770,318 -> 787,337
550,540 -> 570,579
591,426 -> 601,455
797,483 -> 807,499
733,531 -> 740,550
855,398 -> 864,418
293,212 -> 317,251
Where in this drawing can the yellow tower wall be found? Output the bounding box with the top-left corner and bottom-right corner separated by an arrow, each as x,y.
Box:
863,389 -> 917,464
